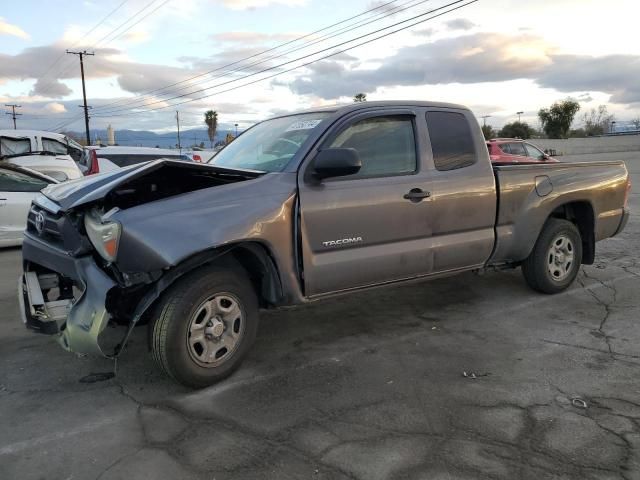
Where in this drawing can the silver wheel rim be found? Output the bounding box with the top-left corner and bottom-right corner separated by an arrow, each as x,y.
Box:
186,293 -> 244,367
547,234 -> 575,282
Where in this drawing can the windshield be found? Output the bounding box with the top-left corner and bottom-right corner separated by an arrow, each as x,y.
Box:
213,113 -> 330,172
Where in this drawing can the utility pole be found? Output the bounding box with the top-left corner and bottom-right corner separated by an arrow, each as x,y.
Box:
5,104 -> 22,129
66,50 -> 94,145
176,111 -> 181,152
516,111 -> 524,123
235,123 -> 238,136
480,115 -> 491,127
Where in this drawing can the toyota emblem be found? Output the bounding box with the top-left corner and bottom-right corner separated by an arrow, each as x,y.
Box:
34,212 -> 45,234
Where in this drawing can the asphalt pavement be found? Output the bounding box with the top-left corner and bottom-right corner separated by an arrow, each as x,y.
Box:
1,152 -> 639,480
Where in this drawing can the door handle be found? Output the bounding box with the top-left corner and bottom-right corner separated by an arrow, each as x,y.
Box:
403,188 -> 431,202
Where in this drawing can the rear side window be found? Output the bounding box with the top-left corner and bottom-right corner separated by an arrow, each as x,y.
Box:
498,143 -> 511,154
426,112 -> 476,171
329,116 -> 417,178
0,169 -> 49,192
0,137 -> 31,156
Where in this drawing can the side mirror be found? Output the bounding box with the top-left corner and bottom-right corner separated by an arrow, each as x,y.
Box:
313,148 -> 361,180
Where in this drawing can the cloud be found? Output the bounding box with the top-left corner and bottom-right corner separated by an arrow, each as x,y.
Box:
286,32 -> 640,105
0,17 -> 29,39
211,31 -> 301,44
414,28 -> 435,37
43,102 -> 67,114
289,33 -> 553,99
31,78 -> 72,97
217,0 -> 307,10
365,0 -> 403,15
536,54 -> 640,104
445,18 -> 476,31
120,29 -> 151,44
0,43 -> 211,99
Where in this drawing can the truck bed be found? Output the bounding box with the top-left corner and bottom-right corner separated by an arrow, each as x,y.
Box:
489,161 -> 629,265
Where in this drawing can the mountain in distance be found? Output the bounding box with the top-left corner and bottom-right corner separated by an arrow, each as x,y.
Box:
67,127 -> 240,149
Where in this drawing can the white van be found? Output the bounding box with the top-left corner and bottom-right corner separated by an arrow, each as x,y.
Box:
0,130 -> 83,181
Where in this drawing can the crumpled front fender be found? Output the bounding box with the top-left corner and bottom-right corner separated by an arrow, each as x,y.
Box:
57,256 -> 117,357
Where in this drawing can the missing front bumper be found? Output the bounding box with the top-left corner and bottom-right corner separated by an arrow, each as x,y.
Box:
20,243 -> 119,357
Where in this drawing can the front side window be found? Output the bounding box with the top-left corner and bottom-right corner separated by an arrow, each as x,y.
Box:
213,113 -> 330,172
42,138 -> 68,155
524,143 -> 544,159
426,111 -> 476,171
0,169 -> 49,192
328,116 -> 417,178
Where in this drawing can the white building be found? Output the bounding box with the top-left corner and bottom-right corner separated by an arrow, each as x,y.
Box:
107,124 -> 115,146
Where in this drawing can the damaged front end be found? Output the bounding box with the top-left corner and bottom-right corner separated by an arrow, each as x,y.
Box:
20,200 -> 122,357
20,160 -> 263,357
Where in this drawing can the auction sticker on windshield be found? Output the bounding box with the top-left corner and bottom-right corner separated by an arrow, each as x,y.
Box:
285,119 -> 323,131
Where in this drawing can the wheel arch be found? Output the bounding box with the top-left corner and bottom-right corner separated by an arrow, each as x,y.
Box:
547,200 -> 595,265
133,241 -> 284,329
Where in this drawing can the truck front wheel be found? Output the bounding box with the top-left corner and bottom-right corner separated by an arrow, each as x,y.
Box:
521,218 -> 582,294
150,265 -> 259,388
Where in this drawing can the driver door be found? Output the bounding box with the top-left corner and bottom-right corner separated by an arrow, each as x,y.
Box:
297,110 -> 435,296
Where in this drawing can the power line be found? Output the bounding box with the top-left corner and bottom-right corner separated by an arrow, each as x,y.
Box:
36,0 -> 130,95
40,0 -> 167,101
94,0 -> 477,118
45,1 -> 171,132
94,0 -> 444,116
91,0 -> 405,113
5,104 -> 22,129
94,0 -> 430,114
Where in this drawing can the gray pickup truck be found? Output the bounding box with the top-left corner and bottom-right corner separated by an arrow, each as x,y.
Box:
19,101 -> 631,387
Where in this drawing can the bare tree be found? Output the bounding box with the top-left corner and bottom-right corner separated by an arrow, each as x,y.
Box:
204,110 -> 218,148
582,105 -> 615,136
632,116 -> 640,131
353,93 -> 367,102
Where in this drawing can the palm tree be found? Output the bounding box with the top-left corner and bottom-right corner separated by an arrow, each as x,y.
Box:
353,93 -> 367,102
204,110 -> 218,148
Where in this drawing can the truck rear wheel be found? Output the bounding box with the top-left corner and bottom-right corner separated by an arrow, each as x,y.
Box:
150,265 -> 259,388
521,218 -> 582,294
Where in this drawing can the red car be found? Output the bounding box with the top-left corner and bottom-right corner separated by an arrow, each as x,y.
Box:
487,138 -> 558,163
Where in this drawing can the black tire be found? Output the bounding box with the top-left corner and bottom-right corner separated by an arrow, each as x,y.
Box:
522,218 -> 582,294
150,265 -> 259,388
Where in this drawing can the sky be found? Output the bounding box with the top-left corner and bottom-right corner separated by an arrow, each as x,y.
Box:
0,0 -> 639,135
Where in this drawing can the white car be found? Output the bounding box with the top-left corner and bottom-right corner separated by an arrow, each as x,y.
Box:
0,130 -> 84,181
77,146 -> 192,175
0,163 -> 58,247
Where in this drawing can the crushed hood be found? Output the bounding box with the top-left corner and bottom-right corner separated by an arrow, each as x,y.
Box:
41,160 -> 264,211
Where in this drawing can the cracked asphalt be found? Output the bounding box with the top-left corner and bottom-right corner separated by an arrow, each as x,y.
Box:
1,152 -> 639,480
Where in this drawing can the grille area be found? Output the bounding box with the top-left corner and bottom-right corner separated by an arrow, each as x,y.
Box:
26,203 -> 91,255
27,205 -> 65,246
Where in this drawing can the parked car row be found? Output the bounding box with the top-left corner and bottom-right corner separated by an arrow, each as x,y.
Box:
1,131 -> 199,246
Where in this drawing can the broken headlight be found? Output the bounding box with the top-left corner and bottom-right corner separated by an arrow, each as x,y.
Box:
84,209 -> 121,262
